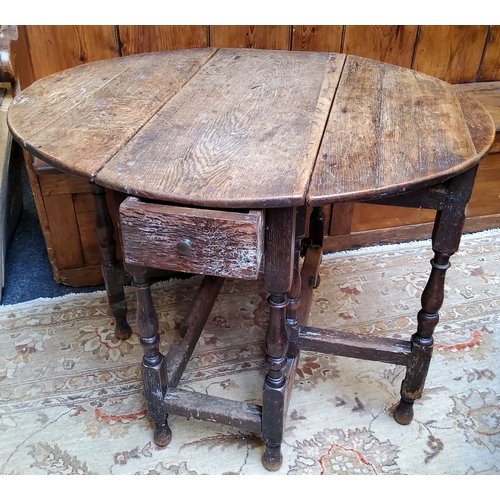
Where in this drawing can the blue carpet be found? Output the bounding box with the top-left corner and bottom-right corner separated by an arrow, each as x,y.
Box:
1,163 -> 103,305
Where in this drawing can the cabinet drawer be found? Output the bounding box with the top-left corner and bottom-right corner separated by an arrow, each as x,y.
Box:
119,197 -> 265,279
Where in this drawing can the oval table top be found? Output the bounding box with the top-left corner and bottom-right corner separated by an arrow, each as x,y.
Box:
8,48 -> 496,209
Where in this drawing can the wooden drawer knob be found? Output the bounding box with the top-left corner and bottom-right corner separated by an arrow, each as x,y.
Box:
176,238 -> 192,256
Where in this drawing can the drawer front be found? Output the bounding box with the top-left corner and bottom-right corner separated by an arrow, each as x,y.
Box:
119,197 -> 264,279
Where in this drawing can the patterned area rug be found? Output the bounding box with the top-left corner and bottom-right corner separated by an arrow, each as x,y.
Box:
1,230 -> 499,475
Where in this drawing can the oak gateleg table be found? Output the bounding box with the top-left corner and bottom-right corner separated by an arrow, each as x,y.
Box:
7,48 -> 495,471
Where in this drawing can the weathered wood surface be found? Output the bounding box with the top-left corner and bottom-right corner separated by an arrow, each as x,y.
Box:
307,55 -> 491,206
454,90 -> 496,156
8,49 -> 495,211
166,275 -> 225,388
298,326 -> 412,365
164,387 -> 262,433
99,49 -> 344,208
454,82 -> 500,152
8,49 -> 217,179
119,197 -> 265,279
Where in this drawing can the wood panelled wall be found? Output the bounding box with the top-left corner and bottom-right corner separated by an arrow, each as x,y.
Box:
8,25 -> 500,285
11,25 -> 500,89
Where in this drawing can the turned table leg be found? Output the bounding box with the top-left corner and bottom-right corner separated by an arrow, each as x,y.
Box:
91,184 -> 132,340
287,206 -> 307,359
126,263 -> 172,446
261,207 -> 295,471
394,165 -> 478,424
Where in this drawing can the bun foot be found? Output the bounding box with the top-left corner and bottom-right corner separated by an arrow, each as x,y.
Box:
114,318 -> 133,341
394,399 -> 414,425
262,445 -> 283,471
154,421 -> 172,447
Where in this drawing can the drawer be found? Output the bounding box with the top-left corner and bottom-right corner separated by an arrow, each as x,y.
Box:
118,197 -> 265,279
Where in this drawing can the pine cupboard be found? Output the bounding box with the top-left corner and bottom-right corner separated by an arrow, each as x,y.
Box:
8,25 -> 500,285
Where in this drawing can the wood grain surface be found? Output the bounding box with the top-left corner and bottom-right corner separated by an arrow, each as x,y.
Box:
118,25 -> 208,55
412,26 -> 489,83
119,197 -> 264,279
479,26 -> 500,82
21,26 -> 119,82
291,26 -> 343,53
7,48 -> 495,210
97,49 -> 345,208
307,55 -> 486,205
454,81 -> 500,156
210,26 -> 291,50
8,49 -> 217,179
342,25 -> 418,67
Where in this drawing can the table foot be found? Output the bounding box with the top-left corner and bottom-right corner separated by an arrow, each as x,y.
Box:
394,398 -> 414,425
262,445 -> 283,471
92,184 -> 133,340
114,315 -> 133,341
154,420 -> 173,447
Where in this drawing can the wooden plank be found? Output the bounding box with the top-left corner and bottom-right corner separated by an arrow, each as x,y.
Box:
323,213 -> 500,253
455,90 -> 496,156
466,153 -> 500,217
298,326 -> 412,365
74,206 -> 102,267
454,82 -> 500,153
479,26 -> 500,82
364,185 -> 447,210
23,25 -> 120,81
291,25 -> 343,52
412,26 -> 489,83
119,197 -> 264,279
98,49 -> 345,208
330,203 -> 354,236
39,171 -> 90,196
166,275 -> 225,387
73,190 -> 122,263
164,387 -> 262,434
8,56 -> 138,145
59,265 -> 104,287
119,25 -> 208,55
351,203 -> 436,232
23,153 -> 61,282
43,194 -> 85,269
9,49 -> 217,180
209,26 -> 291,50
343,25 -> 418,67
307,56 -> 480,206
344,154 -> 498,239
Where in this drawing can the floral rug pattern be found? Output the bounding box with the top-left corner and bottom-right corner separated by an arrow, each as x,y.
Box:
1,230 -> 499,475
